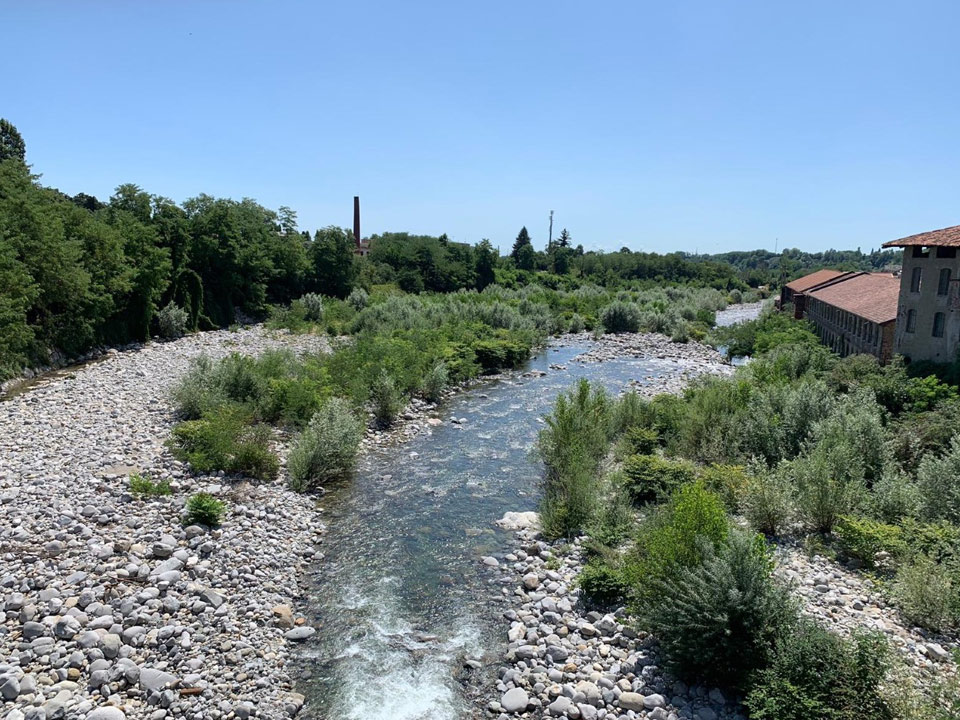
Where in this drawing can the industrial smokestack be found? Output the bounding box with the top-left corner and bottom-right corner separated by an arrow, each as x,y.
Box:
353,196 -> 361,247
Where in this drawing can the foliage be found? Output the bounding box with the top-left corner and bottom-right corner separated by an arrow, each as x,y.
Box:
0,119 -> 26,162
743,470 -> 794,536
892,554 -> 959,631
905,374 -> 958,412
157,301 -> 189,339
184,492 -> 227,527
621,425 -> 659,455
370,369 -> 404,426
743,620 -> 892,720
870,470 -> 923,523
621,454 -> 698,505
790,449 -> 865,533
578,556 -> 629,608
600,301 -> 641,333
640,529 -> 795,689
420,361 -> 449,403
833,515 -> 905,567
346,286 -> 369,311
916,434 -> 960,523
299,292 -> 324,321
586,476 -> 635,546
287,397 -> 364,491
698,463 -> 751,511
128,473 -> 171,498
168,407 -> 278,481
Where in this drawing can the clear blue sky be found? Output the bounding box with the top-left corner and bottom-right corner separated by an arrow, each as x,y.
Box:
6,1 -> 959,254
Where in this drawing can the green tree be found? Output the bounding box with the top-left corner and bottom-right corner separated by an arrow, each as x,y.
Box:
475,239 -> 497,290
0,119 -> 25,163
511,226 -> 532,261
557,228 -> 571,247
310,226 -> 356,298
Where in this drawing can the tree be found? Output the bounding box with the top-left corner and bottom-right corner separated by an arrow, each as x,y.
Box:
515,242 -> 536,271
475,239 -> 497,290
310,226 -> 356,298
0,119 -> 25,163
511,226 -> 532,260
557,228 -> 571,248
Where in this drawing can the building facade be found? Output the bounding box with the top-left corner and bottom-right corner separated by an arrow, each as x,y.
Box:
779,269 -> 847,317
883,225 -> 960,363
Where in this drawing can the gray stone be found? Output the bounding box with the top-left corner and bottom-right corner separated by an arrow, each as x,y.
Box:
139,668 -> 177,692
619,692 -> 645,712
284,626 -> 316,641
85,709 -> 126,720
0,675 -> 21,700
501,687 -> 529,714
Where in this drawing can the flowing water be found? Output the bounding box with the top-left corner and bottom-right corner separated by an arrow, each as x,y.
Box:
296,306 -> 761,720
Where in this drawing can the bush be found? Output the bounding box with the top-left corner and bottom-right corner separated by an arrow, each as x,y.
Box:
600,301 -> 641,333
834,515 -> 905,567
916,434 -> 960,523
578,557 -> 629,608
744,620 -> 892,720
640,529 -> 795,689
621,426 -> 659,455
629,481 -> 729,589
299,292 -> 324,322
791,447 -> 865,533
567,313 -> 586,333
171,356 -> 224,419
743,470 -> 794,536
473,337 -> 531,371
670,322 -> 690,343
168,409 -> 279,481
157,301 -> 189,339
420,361 -> 449,403
892,554 -> 958,632
185,492 -> 227,527
870,470 -> 923,523
586,476 -> 634,546
128,473 -> 171,498
346,287 -> 369,311
287,397 -> 364,491
370,369 -> 404,426
612,391 -> 647,436
698,463 -> 750,510
622,454 -> 698,505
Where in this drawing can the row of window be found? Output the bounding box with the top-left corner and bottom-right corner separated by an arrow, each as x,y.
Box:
905,309 -> 946,337
807,298 -> 881,346
912,246 -> 958,259
909,266 -> 952,295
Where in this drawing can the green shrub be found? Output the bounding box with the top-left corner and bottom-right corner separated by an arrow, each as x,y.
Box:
128,473 -> 171,498
743,470 -> 794,536
472,337 -> 530,371
870,470 -> 923,523
916,434 -> 960,523
622,454 -> 698,505
621,425 -> 658,455
171,356 -> 224,419
420,362 -> 449,403
185,492 -> 227,527
299,292 -> 324,321
670,322 -> 690,343
898,519 -> 960,566
905,374 -> 958,412
578,557 -> 629,608
834,515 -> 905,567
347,287 -> 369,311
586,476 -> 634,546
640,529 -> 795,689
157,301 -> 189,339
612,391 -> 647,436
370,369 -> 404,426
600,301 -> 641,333
168,408 -> 279,481
567,313 -> 586,333
698,463 -> 750,510
629,481 -> 729,589
287,397 -> 364,491
744,620 -> 892,720
791,447 -> 865,533
892,554 -> 958,632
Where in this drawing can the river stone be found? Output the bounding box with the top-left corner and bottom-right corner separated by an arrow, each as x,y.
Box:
285,627 -> 315,641
501,687 -> 529,713
139,668 -> 176,692
644,693 -> 667,709
85,709 -> 126,720
619,692 -> 645,711
0,675 -> 21,700
496,511 -> 540,531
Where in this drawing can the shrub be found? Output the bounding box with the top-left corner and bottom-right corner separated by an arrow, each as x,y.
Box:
898,518 -> 960,566
185,492 -> 227,527
622,454 -> 698,505
287,397 -> 364,491
640,529 -> 795,689
578,557 -> 629,608
629,481 -> 729,589
157,301 -> 189,339
472,337 -> 531,371
791,447 -> 865,533
171,356 -> 224,419
905,374 -> 958,412
621,426 -> 659,455
670,322 -> 690,343
870,470 -> 923,523
892,554 -> 958,632
168,409 -> 279,481
369,369 -> 404,426
808,390 -> 888,483
612,391 -> 647,436
600,301 -> 641,333
128,473 -> 171,498
698,463 -> 750,510
916,434 -> 960,523
420,362 -> 449,403
834,515 -> 905,567
299,292 -> 324,322
347,287 -> 369,311
586,476 -> 634,546
567,313 -> 586,333
743,470 -> 794,536
744,620 -> 892,720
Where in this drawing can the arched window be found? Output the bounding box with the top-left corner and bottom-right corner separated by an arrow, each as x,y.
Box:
906,309 -> 917,333
938,268 -> 951,296
933,312 -> 945,338
911,266 -> 922,293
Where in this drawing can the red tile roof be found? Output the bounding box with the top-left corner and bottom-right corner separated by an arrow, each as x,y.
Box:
883,224 -> 960,248
785,269 -> 848,293
807,273 -> 900,324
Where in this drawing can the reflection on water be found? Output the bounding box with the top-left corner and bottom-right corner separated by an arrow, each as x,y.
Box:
295,340 -> 731,720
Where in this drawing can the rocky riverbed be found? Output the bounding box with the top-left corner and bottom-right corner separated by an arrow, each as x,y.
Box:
0,327 -> 329,720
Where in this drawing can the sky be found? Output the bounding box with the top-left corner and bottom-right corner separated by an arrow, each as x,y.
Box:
5,1 -> 960,254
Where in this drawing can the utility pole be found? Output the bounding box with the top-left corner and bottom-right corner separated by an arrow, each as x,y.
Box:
548,210 -> 554,251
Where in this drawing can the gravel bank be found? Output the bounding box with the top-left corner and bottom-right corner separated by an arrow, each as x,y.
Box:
0,328 -> 329,720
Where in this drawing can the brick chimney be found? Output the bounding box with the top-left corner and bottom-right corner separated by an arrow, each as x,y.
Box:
353,196 -> 360,247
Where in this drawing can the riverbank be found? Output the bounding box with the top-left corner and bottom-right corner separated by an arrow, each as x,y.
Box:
0,327 -> 329,720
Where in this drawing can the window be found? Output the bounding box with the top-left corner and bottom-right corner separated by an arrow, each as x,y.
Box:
939,268 -> 952,296
913,246 -> 930,258
911,266 -> 922,293
936,247 -> 957,259
933,312 -> 945,338
906,309 -> 917,333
